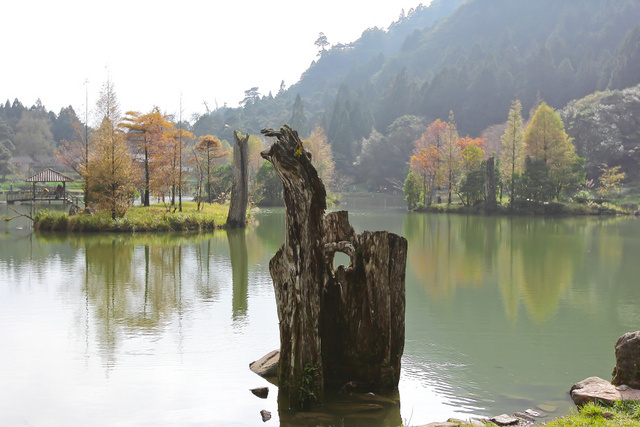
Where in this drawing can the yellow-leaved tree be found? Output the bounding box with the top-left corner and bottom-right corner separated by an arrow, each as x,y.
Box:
88,79 -> 136,219
303,125 -> 335,187
524,102 -> 580,198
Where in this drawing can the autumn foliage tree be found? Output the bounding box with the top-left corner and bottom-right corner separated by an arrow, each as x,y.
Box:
192,135 -> 229,207
524,102 -> 581,199
88,79 -> 136,219
442,111 -> 461,204
456,136 -> 486,206
414,119 -> 447,204
122,108 -> 174,206
409,145 -> 440,206
303,125 -> 335,187
597,164 -> 625,197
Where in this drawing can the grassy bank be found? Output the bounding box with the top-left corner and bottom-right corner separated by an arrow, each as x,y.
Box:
543,401 -> 640,426
413,200 -> 637,216
416,401 -> 640,426
34,202 -> 233,232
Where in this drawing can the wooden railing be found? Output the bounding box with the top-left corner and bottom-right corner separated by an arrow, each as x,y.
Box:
5,189 -> 84,209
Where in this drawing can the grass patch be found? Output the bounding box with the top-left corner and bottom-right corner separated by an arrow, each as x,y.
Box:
412,200 -> 636,216
544,401 -> 640,427
34,202 -> 236,232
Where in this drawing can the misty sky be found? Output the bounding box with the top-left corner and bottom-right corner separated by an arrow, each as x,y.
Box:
2,0 -> 428,122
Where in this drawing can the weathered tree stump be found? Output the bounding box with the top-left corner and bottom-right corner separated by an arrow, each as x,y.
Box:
226,130 -> 250,228
261,125 -> 326,409
322,211 -> 406,391
260,125 -> 407,410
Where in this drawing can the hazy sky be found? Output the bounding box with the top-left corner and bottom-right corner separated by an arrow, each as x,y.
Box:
2,0 -> 429,122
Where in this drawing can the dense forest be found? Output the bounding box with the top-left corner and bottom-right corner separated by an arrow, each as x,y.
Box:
1,0 -> 639,204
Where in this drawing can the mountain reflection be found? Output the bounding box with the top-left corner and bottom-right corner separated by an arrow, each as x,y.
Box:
403,214 -> 632,323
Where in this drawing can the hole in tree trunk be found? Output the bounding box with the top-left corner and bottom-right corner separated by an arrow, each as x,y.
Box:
333,252 -> 351,270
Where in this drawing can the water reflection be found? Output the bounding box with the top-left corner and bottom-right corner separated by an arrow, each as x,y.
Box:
401,212 -> 640,420
228,228 -> 249,322
402,214 -> 637,323
2,201 -> 640,426
33,231 -> 267,367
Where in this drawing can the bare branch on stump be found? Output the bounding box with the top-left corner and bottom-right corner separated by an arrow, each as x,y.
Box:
260,125 -> 407,410
226,130 -> 250,228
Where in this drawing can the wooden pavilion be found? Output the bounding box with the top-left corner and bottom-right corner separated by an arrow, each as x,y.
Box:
24,168 -> 74,202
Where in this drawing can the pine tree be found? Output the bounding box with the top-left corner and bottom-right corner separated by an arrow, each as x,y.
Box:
442,111 -> 460,204
89,79 -> 136,219
500,100 -> 525,209
289,94 -> 308,138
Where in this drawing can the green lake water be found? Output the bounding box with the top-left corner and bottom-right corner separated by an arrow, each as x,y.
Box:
1,196 -> 639,426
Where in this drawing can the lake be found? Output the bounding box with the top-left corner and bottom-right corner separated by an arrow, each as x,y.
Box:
1,196 -> 639,426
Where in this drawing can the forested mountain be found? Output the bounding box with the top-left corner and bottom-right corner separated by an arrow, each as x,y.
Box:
191,0 -> 640,182
562,83 -> 640,181
2,0 -> 639,189
0,99 -> 82,172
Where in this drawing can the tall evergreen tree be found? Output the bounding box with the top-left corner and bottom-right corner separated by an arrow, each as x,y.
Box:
289,94 -> 308,138
500,100 -> 525,208
442,111 -> 460,204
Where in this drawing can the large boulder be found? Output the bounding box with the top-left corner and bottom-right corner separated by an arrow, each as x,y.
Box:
570,376 -> 640,406
571,377 -> 623,406
612,331 -> 640,388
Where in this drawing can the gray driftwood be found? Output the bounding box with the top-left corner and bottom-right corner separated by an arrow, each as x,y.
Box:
260,125 -> 407,410
226,130 -> 250,228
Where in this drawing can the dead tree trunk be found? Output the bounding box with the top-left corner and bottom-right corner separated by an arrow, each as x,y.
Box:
322,211 -> 406,391
485,156 -> 497,212
260,125 -> 407,410
261,126 -> 327,409
226,130 -> 250,228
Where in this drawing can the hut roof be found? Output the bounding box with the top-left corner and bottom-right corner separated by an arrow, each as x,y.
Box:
25,168 -> 74,183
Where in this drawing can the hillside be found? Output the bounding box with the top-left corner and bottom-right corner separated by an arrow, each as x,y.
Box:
562,83 -> 640,181
191,0 -> 640,180
2,0 -> 639,189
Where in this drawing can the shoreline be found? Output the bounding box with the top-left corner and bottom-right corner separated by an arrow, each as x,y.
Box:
29,202 -> 242,233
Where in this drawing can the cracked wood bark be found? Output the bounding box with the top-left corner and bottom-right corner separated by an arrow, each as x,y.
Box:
261,125 -> 407,410
261,125 -> 326,409
226,130 -> 250,228
322,211 -> 406,391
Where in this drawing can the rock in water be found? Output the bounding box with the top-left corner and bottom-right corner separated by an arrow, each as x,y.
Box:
260,410 -> 271,422
490,414 -> 519,426
251,387 -> 269,399
612,331 -> 640,388
250,350 -> 279,378
570,376 -> 640,406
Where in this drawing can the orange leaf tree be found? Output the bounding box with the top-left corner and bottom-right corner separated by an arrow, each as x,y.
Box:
192,135 -> 229,207
122,108 -> 174,206
410,145 -> 440,206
